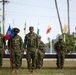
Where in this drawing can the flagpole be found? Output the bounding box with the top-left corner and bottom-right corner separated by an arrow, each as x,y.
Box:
50,24 -> 52,54
50,38 -> 52,54
46,24 -> 52,54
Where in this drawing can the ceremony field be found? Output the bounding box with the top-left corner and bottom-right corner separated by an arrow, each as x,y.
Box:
1,58 -> 76,75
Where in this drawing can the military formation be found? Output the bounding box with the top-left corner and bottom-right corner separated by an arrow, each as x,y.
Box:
0,26 -> 67,73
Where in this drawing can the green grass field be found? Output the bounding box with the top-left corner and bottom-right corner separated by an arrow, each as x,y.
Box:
1,59 -> 76,75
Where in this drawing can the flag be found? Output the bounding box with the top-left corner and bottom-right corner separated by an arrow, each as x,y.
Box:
5,26 -> 14,40
0,20 -> 1,33
63,22 -> 66,33
46,24 -> 52,34
24,22 -> 26,35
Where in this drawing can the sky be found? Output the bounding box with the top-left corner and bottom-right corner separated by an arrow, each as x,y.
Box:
0,0 -> 76,43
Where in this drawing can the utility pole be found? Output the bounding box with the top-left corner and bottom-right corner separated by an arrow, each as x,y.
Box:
67,0 -> 70,34
0,0 -> 9,35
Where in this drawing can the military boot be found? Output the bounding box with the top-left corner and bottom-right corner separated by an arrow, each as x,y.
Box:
12,69 -> 15,73
28,68 -> 33,73
15,69 -> 19,73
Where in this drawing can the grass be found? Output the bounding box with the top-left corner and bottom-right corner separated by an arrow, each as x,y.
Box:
1,59 -> 76,75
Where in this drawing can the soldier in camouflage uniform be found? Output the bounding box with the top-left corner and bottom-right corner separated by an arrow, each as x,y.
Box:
0,33 -> 6,72
8,28 -> 24,73
36,36 -> 45,69
54,35 -> 66,69
24,26 -> 38,72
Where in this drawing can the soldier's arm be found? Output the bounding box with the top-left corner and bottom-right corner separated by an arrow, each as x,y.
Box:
20,37 -> 24,52
36,35 -> 39,49
54,42 -> 59,54
36,34 -> 39,54
3,36 -> 6,50
41,41 -> 46,53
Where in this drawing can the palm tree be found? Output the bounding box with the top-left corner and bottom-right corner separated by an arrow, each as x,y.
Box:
55,0 -> 63,34
67,0 -> 70,34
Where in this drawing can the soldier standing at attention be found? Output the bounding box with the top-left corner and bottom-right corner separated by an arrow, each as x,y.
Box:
8,28 -> 24,73
24,26 -> 38,73
36,36 -> 45,69
0,33 -> 6,73
54,35 -> 66,69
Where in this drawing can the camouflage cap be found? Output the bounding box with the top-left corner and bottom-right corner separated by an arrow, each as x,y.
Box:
12,28 -> 20,34
29,26 -> 34,30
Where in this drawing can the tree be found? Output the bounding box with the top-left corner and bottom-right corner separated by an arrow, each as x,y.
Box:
65,33 -> 76,53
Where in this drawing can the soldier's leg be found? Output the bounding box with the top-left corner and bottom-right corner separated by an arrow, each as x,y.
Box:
27,51 -> 32,69
31,51 -> 36,69
0,51 -> 3,69
41,53 -> 44,68
16,52 -> 21,68
57,53 -> 61,69
35,52 -> 38,68
56,54 -> 59,68
38,52 -> 43,69
15,52 -> 21,73
11,53 -> 16,73
20,56 -> 22,68
61,53 -> 65,69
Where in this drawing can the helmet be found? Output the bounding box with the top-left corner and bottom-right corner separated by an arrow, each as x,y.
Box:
29,26 -> 34,30
59,36 -> 63,40
12,28 -> 20,34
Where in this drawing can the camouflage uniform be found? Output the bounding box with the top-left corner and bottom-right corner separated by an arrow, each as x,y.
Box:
24,26 -> 38,72
36,36 -> 45,69
8,28 -> 24,73
54,36 -> 66,69
0,33 -> 6,69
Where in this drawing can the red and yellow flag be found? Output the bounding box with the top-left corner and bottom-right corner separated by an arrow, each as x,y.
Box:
46,24 -> 52,34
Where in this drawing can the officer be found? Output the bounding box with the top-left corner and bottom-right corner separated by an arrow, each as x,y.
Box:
8,28 -> 24,73
24,26 -> 38,72
54,35 -> 66,69
0,33 -> 6,73
36,36 -> 45,69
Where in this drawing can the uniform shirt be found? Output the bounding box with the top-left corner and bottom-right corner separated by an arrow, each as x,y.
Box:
54,40 -> 66,52
24,32 -> 38,49
8,35 -> 24,52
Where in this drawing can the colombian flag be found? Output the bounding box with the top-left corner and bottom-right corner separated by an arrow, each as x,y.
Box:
46,24 -> 52,34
